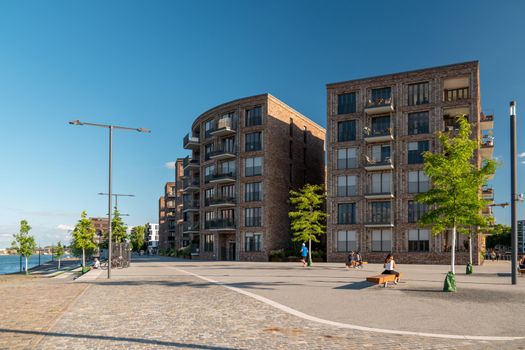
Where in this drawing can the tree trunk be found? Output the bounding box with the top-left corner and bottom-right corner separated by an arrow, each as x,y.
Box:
58,258 -> 61,270
25,256 -> 28,274
82,248 -> 85,268
451,225 -> 456,274
308,239 -> 312,265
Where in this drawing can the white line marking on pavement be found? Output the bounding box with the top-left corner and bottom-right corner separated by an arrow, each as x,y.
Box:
167,265 -> 523,342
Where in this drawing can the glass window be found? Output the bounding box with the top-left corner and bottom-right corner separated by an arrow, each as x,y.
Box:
245,132 -> 262,151
204,143 -> 214,160
371,173 -> 391,193
245,232 -> 262,252
337,175 -> 357,197
371,145 -> 391,162
338,120 -> 356,142
204,234 -> 214,252
336,230 -> 357,252
337,148 -> 357,169
337,92 -> 357,114
408,229 -> 430,252
246,107 -> 262,127
245,182 -> 262,202
204,119 -> 214,138
205,188 -> 215,200
371,87 -> 391,101
408,201 -> 429,223
245,207 -> 262,227
371,116 -> 390,135
369,202 -> 391,224
221,184 -> 235,198
372,229 -> 391,252
220,159 -> 236,174
408,141 -> 429,164
408,82 -> 429,106
245,157 -> 262,176
408,171 -> 429,193
337,203 -> 356,224
408,111 -> 429,135
204,165 -> 215,183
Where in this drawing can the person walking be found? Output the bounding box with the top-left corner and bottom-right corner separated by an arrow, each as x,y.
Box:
300,243 -> 308,268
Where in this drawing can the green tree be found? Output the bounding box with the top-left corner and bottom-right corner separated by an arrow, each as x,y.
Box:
416,116 -> 496,291
11,220 -> 37,274
289,184 -> 327,266
486,224 -> 511,249
130,225 -> 146,252
110,208 -> 128,243
71,211 -> 97,268
54,241 -> 65,270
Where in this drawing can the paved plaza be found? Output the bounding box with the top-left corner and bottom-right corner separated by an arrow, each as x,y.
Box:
1,256 -> 524,349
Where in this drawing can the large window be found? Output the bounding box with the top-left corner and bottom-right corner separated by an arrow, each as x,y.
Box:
219,159 -> 236,175
408,82 -> 429,106
371,116 -> 390,134
371,173 -> 391,193
204,234 -> 214,252
408,141 -> 429,164
337,175 -> 357,197
408,201 -> 429,223
408,171 -> 429,193
337,92 -> 357,114
408,111 -> 429,135
371,87 -> 391,101
245,157 -> 262,176
337,203 -> 356,224
221,184 -> 235,198
336,230 -> 357,252
245,182 -> 262,202
369,202 -> 391,224
246,107 -> 262,127
204,165 -> 215,183
204,119 -> 214,138
245,207 -> 262,227
408,229 -> 429,252
245,132 -> 262,151
205,188 -> 215,200
338,120 -> 356,142
337,147 -> 357,169
245,232 -> 262,252
371,144 -> 391,162
204,143 -> 214,160
372,229 -> 391,252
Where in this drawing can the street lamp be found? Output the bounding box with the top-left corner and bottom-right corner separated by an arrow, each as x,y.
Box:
510,101 -> 518,285
98,193 -> 135,211
69,120 -> 150,279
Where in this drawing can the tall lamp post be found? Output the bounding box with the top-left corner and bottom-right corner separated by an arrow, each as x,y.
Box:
510,101 -> 518,285
69,120 -> 150,279
98,193 -> 135,211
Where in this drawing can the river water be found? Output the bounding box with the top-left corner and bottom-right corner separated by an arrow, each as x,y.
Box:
0,255 -> 54,274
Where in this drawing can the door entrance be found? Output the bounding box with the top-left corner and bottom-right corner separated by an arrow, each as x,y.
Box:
228,241 -> 236,261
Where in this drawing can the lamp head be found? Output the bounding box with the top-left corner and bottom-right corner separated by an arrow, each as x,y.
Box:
69,120 -> 83,126
137,128 -> 151,133
510,101 -> 516,116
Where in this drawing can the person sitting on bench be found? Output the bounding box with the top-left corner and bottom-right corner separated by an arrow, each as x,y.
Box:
346,251 -> 356,268
383,254 -> 400,284
519,255 -> 525,269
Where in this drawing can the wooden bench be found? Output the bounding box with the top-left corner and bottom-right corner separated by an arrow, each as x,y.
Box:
367,272 -> 403,287
519,269 -> 525,275
345,261 -> 368,268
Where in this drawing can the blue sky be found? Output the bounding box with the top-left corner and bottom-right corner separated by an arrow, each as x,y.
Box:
0,0 -> 524,247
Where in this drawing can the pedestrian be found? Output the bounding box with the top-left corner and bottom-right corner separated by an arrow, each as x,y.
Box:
355,251 -> 363,269
489,249 -> 496,262
93,258 -> 100,269
519,255 -> 525,269
382,254 -> 401,284
300,243 -> 308,268
346,251 -> 356,268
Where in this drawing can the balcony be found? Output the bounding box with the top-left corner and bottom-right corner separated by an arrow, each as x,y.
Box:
444,87 -> 469,102
182,222 -> 200,233
183,200 -> 200,212
205,218 -> 236,230
207,171 -> 237,184
364,156 -> 394,171
364,192 -> 394,200
480,113 -> 494,130
205,196 -> 236,207
210,118 -> 237,137
208,146 -> 237,160
182,179 -> 200,192
365,216 -> 394,228
183,155 -> 200,170
483,187 -> 494,201
482,206 -> 493,217
363,128 -> 394,143
364,97 -> 394,115
183,134 -> 200,150
480,139 -> 494,159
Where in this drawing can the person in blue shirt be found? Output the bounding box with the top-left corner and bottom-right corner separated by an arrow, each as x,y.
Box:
300,243 -> 308,268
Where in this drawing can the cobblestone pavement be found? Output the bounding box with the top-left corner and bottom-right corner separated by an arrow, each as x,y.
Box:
0,274 -> 87,349
29,260 -> 524,350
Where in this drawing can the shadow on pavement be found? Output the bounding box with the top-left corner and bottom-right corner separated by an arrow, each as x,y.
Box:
0,328 -> 238,350
79,279 -> 301,290
334,281 -> 375,290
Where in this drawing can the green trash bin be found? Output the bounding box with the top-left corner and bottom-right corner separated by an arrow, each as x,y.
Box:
443,271 -> 457,292
466,262 -> 473,275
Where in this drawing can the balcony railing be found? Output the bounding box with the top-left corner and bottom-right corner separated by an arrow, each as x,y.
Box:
209,117 -> 237,136
205,171 -> 237,183
205,196 -> 236,207
183,222 -> 200,233
363,127 -> 394,143
183,134 -> 200,149
364,156 -> 394,171
480,113 -> 494,130
205,218 -> 236,230
207,146 -> 237,160
364,97 -> 394,115
183,179 -> 200,191
183,155 -> 200,169
364,191 -> 394,199
183,199 -> 200,211
444,87 -> 469,102
365,216 -> 393,227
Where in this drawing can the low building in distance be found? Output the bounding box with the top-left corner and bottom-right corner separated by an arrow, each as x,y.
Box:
145,223 -> 160,254
326,61 -> 494,264
182,93 -> 325,261
90,217 -> 109,244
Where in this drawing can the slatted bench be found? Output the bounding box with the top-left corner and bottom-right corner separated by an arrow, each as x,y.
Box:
345,261 -> 368,268
366,272 -> 403,287
519,269 -> 525,275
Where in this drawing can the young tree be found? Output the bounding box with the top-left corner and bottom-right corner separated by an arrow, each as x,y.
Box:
289,184 -> 327,266
11,220 -> 37,274
110,208 -> 128,243
71,211 -> 97,268
130,225 -> 146,252
54,241 -> 65,270
416,116 -> 496,291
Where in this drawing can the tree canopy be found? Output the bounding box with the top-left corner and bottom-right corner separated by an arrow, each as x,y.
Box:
289,184 -> 327,244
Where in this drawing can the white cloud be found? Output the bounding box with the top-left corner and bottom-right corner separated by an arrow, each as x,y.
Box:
519,152 -> 525,158
522,161 -> 525,165
56,224 -> 74,231
164,161 -> 176,169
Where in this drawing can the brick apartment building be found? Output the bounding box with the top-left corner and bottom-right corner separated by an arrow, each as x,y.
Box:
182,93 -> 325,261
326,61 -> 494,265
158,181 -> 175,250
90,217 -> 109,244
